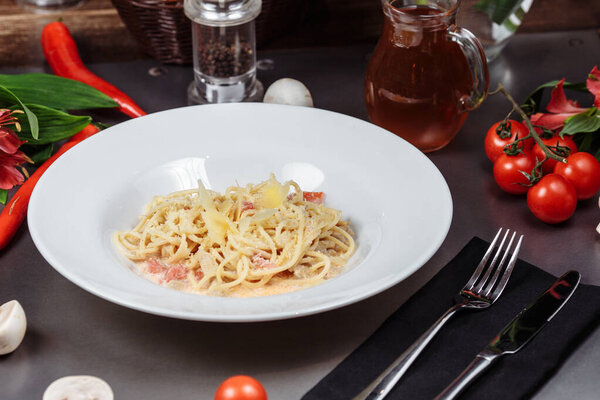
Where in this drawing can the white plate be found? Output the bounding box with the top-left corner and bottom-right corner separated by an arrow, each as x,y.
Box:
28,103 -> 452,322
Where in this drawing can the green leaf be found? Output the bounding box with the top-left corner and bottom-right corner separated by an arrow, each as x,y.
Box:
560,107 -> 600,136
473,0 -> 522,25
521,80 -> 588,115
0,74 -> 117,110
573,132 -> 595,153
0,84 -> 39,139
0,189 -> 7,205
21,143 -> 54,164
13,104 -> 91,145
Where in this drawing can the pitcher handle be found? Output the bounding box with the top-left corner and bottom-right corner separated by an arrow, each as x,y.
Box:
448,25 -> 489,112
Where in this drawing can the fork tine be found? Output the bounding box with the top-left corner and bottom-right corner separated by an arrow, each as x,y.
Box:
464,228 -> 503,290
482,231 -> 516,297
488,234 -> 523,302
472,229 -> 511,293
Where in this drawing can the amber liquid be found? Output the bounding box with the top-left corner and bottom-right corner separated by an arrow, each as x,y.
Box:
364,5 -> 472,152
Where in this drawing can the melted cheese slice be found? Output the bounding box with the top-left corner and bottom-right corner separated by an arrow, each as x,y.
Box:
258,179 -> 290,209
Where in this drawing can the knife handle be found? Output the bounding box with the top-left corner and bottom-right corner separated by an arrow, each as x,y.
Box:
434,350 -> 499,400
353,303 -> 464,400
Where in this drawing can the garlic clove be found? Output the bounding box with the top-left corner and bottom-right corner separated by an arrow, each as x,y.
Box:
0,300 -> 27,355
263,78 -> 314,107
43,376 -> 114,400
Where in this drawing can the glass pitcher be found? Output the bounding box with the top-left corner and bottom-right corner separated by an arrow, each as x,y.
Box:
364,0 -> 489,152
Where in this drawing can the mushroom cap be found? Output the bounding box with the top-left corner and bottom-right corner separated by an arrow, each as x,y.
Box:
263,78 -> 314,107
0,300 -> 27,355
43,375 -> 114,400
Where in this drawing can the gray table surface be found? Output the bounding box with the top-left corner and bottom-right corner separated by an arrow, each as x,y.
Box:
1,29 -> 599,400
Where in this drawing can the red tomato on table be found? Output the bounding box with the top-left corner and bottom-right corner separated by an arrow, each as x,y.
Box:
214,375 -> 268,400
493,153 -> 536,195
533,134 -> 578,174
484,120 -> 532,162
554,152 -> 600,200
527,174 -> 577,224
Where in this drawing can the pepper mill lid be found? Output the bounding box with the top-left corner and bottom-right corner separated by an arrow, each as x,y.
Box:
184,0 -> 262,26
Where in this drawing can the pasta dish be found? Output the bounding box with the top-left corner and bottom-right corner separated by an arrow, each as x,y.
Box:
113,175 -> 355,297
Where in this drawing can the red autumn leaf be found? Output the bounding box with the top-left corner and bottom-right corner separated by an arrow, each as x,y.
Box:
546,79 -> 587,114
586,65 -> 600,108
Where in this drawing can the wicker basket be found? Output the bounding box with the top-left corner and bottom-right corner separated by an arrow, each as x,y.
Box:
111,0 -> 310,64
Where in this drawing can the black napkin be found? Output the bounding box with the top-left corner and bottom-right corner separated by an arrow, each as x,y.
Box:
303,237 -> 600,400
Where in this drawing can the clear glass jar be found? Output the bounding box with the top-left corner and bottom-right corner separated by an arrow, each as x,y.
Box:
364,0 -> 489,152
457,0 -> 534,62
184,0 -> 263,104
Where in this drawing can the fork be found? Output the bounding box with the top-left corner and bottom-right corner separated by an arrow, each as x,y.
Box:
353,228 -> 523,400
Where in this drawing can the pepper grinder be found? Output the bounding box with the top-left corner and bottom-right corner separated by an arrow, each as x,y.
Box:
184,0 -> 263,104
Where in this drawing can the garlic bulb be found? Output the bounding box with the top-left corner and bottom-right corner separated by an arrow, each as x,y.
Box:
263,78 -> 313,107
0,300 -> 27,355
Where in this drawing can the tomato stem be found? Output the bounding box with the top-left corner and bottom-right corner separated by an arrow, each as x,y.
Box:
494,84 -> 566,164
497,119 -> 513,139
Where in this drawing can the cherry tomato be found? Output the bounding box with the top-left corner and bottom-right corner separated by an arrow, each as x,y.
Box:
484,120 -> 532,162
493,152 -> 536,194
214,375 -> 268,400
533,134 -> 578,174
554,152 -> 600,200
527,174 -> 577,224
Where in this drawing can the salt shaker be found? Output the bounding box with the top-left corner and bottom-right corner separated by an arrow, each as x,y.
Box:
184,0 -> 263,104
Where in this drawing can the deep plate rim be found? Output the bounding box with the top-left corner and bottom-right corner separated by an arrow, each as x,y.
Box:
28,103 -> 453,322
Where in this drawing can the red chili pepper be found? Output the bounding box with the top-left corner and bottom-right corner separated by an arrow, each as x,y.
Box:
41,21 -> 147,119
0,124 -> 99,251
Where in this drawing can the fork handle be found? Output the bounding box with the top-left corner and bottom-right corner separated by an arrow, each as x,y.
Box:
353,302 -> 464,400
434,350 -> 500,400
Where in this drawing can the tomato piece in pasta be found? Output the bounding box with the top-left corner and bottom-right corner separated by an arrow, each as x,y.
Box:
303,191 -> 325,204
251,254 -> 277,269
164,265 -> 188,282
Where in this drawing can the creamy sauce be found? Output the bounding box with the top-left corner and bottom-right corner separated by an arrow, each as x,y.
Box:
132,259 -> 344,298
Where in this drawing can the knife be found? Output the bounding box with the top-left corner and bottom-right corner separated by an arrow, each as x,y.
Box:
434,270 -> 581,400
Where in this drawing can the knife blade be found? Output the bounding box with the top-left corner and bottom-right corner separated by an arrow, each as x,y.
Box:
434,270 -> 581,400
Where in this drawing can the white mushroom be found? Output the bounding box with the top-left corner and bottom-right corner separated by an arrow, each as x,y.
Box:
43,376 -> 114,400
597,196 -> 600,235
263,78 -> 314,107
0,300 -> 27,355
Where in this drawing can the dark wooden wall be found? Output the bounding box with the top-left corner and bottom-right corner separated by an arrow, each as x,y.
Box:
1,0 -> 598,67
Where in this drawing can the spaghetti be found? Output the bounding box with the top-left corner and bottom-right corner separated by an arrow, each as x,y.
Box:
113,175 -> 355,297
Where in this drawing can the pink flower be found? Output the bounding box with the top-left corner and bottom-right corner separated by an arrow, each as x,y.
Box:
530,79 -> 586,131
0,109 -> 31,190
546,79 -> 587,114
530,66 -> 600,132
586,66 -> 600,107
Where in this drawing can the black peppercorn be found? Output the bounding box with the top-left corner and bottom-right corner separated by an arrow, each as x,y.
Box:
198,39 -> 253,78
